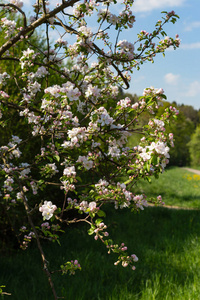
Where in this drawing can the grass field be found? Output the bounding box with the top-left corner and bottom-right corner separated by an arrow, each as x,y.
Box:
189,166 -> 200,171
134,167 -> 200,209
1,167 -> 200,300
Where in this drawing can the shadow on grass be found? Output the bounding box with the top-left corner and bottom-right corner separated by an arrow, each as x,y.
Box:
1,206 -> 200,299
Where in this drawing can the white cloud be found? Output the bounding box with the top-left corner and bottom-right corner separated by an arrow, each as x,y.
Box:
164,73 -> 180,85
180,42 -> 200,50
133,0 -> 185,12
186,81 -> 200,97
184,21 -> 200,32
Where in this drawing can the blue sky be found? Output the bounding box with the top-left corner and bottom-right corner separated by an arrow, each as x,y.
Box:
22,0 -> 200,109
128,0 -> 200,110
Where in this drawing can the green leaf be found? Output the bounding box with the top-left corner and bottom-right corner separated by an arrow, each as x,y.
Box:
152,155 -> 157,165
95,218 -> 103,225
97,210 -> 106,217
146,177 -> 151,183
56,239 -> 61,246
76,176 -> 82,182
88,228 -> 94,235
38,180 -> 44,185
47,156 -> 53,162
89,212 -> 96,218
127,169 -> 135,175
88,224 -> 95,235
54,155 -> 60,162
160,94 -> 167,99
124,178 -> 133,185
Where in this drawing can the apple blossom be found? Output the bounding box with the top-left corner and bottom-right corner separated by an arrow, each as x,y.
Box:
39,201 -> 57,220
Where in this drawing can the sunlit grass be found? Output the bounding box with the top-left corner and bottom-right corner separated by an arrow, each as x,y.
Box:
134,167 -> 200,208
189,165 -> 200,171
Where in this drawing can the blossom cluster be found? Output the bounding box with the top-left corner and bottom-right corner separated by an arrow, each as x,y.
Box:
61,260 -> 81,276
39,201 -> 57,220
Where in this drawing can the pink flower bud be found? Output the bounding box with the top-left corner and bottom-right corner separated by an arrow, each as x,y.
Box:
122,246 -> 127,251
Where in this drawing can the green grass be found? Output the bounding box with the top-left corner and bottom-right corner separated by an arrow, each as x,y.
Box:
134,167 -> 200,208
189,165 -> 200,171
1,167 -> 200,299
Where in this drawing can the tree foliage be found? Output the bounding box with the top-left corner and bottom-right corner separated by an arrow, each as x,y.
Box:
156,102 -> 195,166
188,125 -> 200,166
178,104 -> 200,127
0,1 -> 180,298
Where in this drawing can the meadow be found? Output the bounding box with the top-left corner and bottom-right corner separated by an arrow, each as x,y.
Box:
134,167 -> 200,209
1,167 -> 200,300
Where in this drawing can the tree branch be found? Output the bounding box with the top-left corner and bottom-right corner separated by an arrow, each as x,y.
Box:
18,181 -> 59,300
0,0 -> 79,57
0,3 -> 27,28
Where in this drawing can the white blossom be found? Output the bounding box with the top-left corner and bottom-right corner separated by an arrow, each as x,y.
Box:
63,166 -> 76,177
39,201 -> 57,220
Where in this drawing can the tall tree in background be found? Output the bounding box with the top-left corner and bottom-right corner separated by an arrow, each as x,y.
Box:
188,126 -> 200,166
156,101 -> 195,166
